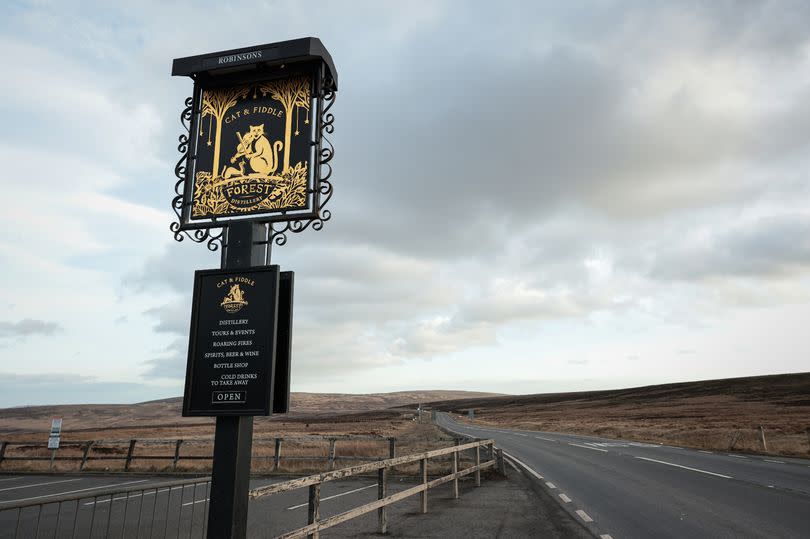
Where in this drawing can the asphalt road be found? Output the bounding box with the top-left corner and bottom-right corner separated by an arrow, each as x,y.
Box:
437,412 -> 810,539
0,471 -> 565,538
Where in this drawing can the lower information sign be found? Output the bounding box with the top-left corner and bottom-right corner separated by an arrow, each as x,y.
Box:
182,266 -> 280,416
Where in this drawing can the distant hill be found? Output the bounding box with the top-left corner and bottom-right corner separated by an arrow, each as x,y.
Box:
425,372 -> 810,411
426,372 -> 810,457
0,390 -> 501,435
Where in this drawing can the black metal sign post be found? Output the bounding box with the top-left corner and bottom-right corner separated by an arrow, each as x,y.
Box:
169,38 -> 337,539
210,221 -> 266,538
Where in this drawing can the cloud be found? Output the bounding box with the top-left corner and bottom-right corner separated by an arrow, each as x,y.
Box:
5,0 -> 810,404
649,213 -> 810,281
0,319 -> 62,339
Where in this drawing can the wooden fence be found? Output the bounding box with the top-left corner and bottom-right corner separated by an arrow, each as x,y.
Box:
249,438 -> 505,539
0,435 -> 396,473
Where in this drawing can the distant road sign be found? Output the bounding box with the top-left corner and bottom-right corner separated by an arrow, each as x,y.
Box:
49,417 -> 62,449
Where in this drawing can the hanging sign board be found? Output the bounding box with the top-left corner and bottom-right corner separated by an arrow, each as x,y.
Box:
183,266 -> 280,416
171,38 -> 338,232
189,73 -> 315,220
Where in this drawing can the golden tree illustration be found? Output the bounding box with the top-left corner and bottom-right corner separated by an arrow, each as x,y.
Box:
201,86 -> 250,177
259,77 -> 310,172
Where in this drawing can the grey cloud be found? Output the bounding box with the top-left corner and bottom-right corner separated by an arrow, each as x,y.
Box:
0,319 -> 62,339
142,338 -> 188,380
113,0 -> 810,382
649,214 -> 810,281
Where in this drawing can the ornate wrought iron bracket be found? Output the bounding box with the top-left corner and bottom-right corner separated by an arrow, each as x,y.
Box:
170,96 -> 224,251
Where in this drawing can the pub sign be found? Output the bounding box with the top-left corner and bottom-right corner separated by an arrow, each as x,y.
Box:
172,38 -> 338,231
183,267 -> 280,416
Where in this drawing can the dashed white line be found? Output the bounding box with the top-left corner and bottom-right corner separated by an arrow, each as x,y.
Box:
534,436 -> 557,442
182,497 -> 209,507
600,535 -> 614,539
515,433 -> 528,437
6,480 -> 149,505
84,484 -> 190,506
0,477 -> 23,483
0,478 -> 81,492
727,454 -> 748,459
569,443 -> 609,453
764,459 -> 785,464
699,450 -> 713,454
545,482 -> 557,489
576,509 -> 594,522
636,456 -> 732,479
287,484 -> 377,510
558,493 -> 572,503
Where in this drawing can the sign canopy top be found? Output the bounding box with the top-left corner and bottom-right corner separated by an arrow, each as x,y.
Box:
171,37 -> 338,90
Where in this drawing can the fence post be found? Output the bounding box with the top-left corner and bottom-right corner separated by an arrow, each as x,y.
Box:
49,448 -> 56,471
496,448 -> 506,476
80,441 -> 93,471
173,440 -> 183,471
328,439 -> 337,471
388,437 -> 396,459
274,438 -> 282,471
377,467 -> 388,534
0,441 -> 6,468
307,483 -> 321,539
420,457 -> 428,513
125,439 -> 137,471
474,444 -> 481,487
759,426 -> 768,452
729,430 -> 741,450
452,450 -> 459,499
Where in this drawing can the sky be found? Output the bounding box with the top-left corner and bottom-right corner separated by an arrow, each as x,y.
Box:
1,0 -> 809,407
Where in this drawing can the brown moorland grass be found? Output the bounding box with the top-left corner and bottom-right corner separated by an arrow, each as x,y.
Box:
0,392 -> 495,475
428,373 -> 810,457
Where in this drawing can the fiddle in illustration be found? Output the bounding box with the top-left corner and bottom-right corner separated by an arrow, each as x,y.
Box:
222,124 -> 283,180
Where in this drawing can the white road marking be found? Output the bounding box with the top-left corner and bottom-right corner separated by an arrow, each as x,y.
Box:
558,493 -> 572,503
636,456 -> 732,479
515,433 -> 528,437
84,484 -> 194,506
764,459 -> 785,464
600,535 -> 614,539
534,436 -> 557,442
699,450 -> 713,454
569,443 -> 609,453
287,484 -> 377,510
5,480 -> 149,505
0,478 -> 81,492
182,497 -> 209,507
545,482 -> 556,489
727,454 -> 747,459
501,452 -> 544,480
576,509 -> 593,522
0,477 -> 23,483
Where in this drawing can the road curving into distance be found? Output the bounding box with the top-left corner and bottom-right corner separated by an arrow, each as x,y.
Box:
437,412 -> 810,539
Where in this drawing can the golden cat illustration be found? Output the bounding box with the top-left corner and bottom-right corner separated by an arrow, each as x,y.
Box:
222,124 -> 283,179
